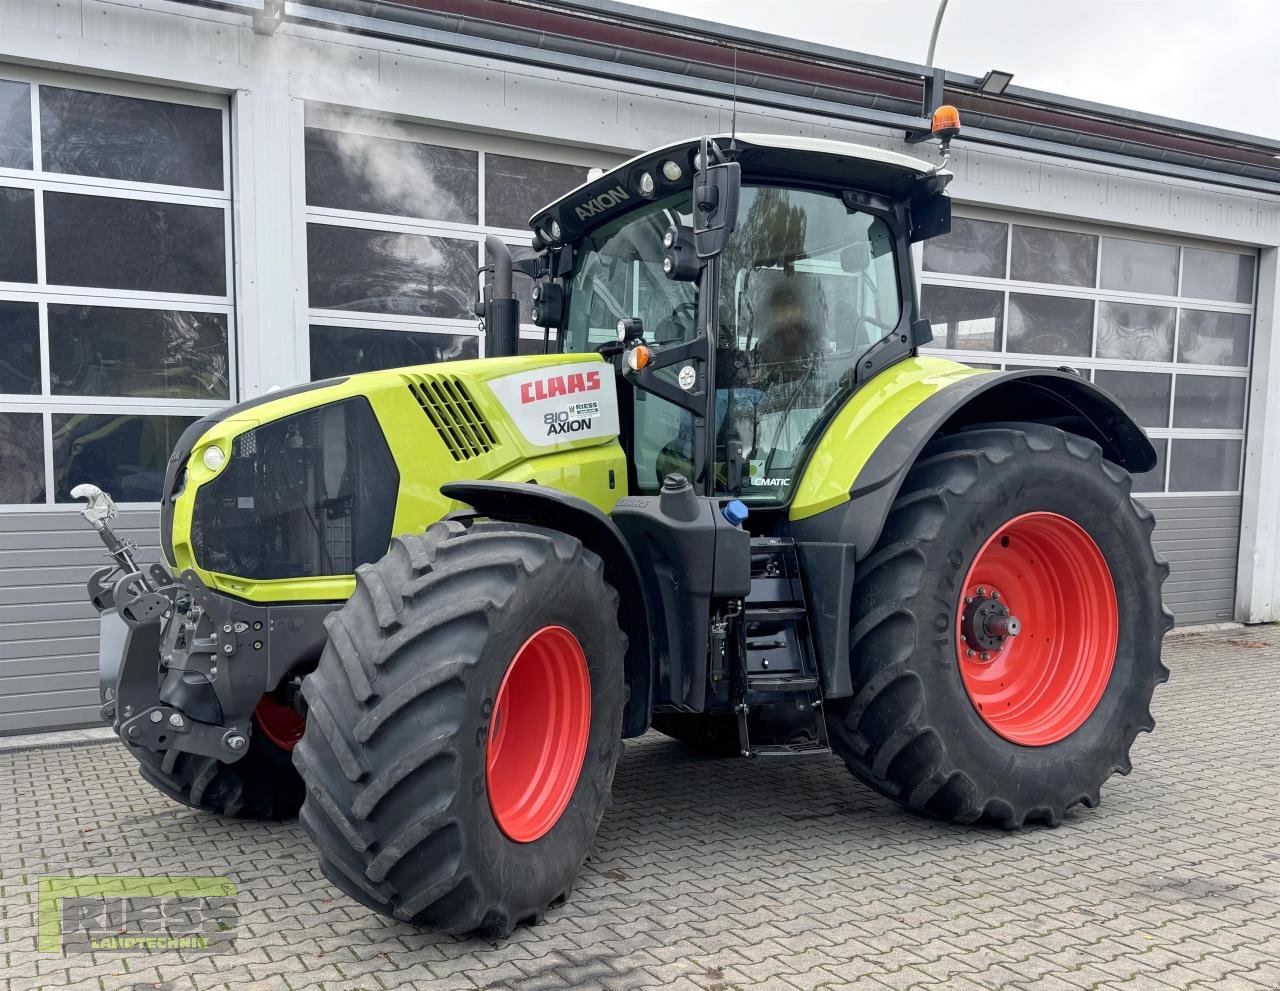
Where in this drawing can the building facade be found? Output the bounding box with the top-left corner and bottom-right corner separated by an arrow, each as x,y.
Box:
1,0 -> 1278,734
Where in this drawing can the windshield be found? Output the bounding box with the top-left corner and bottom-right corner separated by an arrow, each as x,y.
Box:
560,184 -> 901,500
562,192 -> 697,352
563,192 -> 699,493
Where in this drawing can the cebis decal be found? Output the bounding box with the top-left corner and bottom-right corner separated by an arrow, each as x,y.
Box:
487,360 -> 620,448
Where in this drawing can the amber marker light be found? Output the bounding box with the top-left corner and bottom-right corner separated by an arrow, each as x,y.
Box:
625,344 -> 651,371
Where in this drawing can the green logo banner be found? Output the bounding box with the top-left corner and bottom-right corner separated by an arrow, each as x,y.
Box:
38,875 -> 238,953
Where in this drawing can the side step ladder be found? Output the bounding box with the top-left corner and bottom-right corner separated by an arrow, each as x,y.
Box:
733,538 -> 831,759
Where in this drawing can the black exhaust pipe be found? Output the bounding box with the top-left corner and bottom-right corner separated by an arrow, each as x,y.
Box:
481,235 -> 520,358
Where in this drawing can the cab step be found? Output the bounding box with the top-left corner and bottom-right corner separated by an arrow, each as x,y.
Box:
748,741 -> 832,759
747,674 -> 819,694
733,538 -> 831,759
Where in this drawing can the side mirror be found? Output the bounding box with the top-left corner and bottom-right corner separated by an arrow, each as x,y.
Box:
693,160 -> 741,259
839,243 -> 872,273
909,192 -> 952,243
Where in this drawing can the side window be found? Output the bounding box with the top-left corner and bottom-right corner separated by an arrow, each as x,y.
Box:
716,186 -> 900,501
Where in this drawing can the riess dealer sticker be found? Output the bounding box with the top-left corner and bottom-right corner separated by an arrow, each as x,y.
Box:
487,360 -> 620,447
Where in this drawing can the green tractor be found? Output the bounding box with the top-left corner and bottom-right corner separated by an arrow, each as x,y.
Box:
78,125 -> 1170,937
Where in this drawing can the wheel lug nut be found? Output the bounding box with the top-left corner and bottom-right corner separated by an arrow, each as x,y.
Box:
991,591 -> 1000,600
966,649 -> 975,658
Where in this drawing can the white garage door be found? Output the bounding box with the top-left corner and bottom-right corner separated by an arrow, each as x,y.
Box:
919,210 -> 1255,625
298,107 -> 602,379
0,68 -> 234,733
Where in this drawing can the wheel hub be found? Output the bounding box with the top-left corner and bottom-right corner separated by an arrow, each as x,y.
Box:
959,586 -> 1022,659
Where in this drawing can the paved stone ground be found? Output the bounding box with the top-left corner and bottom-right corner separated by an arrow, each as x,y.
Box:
3,625 -> 1280,991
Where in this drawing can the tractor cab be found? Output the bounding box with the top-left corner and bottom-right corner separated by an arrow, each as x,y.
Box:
519,134 -> 952,505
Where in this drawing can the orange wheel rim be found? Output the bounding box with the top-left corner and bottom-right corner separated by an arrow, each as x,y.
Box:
486,626 -> 592,842
956,512 -> 1118,746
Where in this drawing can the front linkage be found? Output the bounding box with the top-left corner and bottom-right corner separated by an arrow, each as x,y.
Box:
75,484 -> 324,764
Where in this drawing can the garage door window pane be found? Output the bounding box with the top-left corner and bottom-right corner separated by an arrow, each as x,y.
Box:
52,412 -> 196,502
1178,309 -> 1250,367
484,155 -> 590,230
922,216 -> 1006,279
307,225 -> 478,318
1007,293 -> 1092,356
1093,370 -> 1171,428
40,87 -> 223,189
1100,237 -> 1178,296
1095,301 -> 1174,362
1131,437 -> 1166,494
920,285 -> 1003,351
309,325 -> 478,380
0,79 -> 32,170
1181,247 -> 1254,304
304,127 -> 478,223
49,305 -> 229,400
1010,225 -> 1096,287
0,412 -> 43,502
1169,438 -> 1241,492
0,187 -> 36,284
1173,374 -> 1246,429
0,300 -> 40,394
44,192 -> 226,295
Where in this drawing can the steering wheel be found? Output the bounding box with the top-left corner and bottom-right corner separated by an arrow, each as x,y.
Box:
652,301 -> 699,345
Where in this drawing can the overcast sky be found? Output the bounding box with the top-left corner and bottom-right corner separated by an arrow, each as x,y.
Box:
622,0 -> 1279,141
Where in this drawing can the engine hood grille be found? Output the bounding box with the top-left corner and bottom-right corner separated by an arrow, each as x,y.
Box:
407,373 -> 499,461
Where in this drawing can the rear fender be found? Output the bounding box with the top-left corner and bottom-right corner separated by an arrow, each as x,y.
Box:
790,365 -> 1156,562
440,481 -> 654,738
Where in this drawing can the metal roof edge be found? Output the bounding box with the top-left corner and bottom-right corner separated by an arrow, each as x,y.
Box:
492,0 -> 1280,153
278,0 -> 1280,196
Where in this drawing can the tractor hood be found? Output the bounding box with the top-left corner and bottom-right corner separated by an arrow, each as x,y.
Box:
162,354 -> 627,604
529,133 -> 951,245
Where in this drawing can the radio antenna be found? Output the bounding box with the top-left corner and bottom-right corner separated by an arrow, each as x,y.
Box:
729,47 -> 739,150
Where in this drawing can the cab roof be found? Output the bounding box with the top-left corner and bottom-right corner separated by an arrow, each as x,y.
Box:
530,133 -> 950,243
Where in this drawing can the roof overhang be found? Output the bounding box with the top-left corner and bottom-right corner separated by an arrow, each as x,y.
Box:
193,0 -> 1280,195
529,133 -> 951,243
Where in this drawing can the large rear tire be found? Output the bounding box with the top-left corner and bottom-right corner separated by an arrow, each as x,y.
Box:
131,696 -> 305,819
829,424 -> 1171,828
293,520 -> 625,936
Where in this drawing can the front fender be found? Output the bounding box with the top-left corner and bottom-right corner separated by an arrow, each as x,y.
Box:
790,358 -> 1156,560
440,481 -> 654,738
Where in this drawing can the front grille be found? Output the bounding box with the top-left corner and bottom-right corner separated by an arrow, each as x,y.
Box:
408,375 -> 498,461
189,397 -> 399,580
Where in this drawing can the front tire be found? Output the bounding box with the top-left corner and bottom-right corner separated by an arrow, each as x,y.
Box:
131,697 -> 305,820
293,520 -> 625,936
829,424 -> 1171,828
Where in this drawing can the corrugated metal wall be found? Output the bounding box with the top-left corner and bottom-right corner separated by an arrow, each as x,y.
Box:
0,509 -> 158,734
1148,495 -> 1242,625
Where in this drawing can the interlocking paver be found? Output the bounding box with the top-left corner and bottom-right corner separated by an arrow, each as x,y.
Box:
3,625 -> 1280,991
